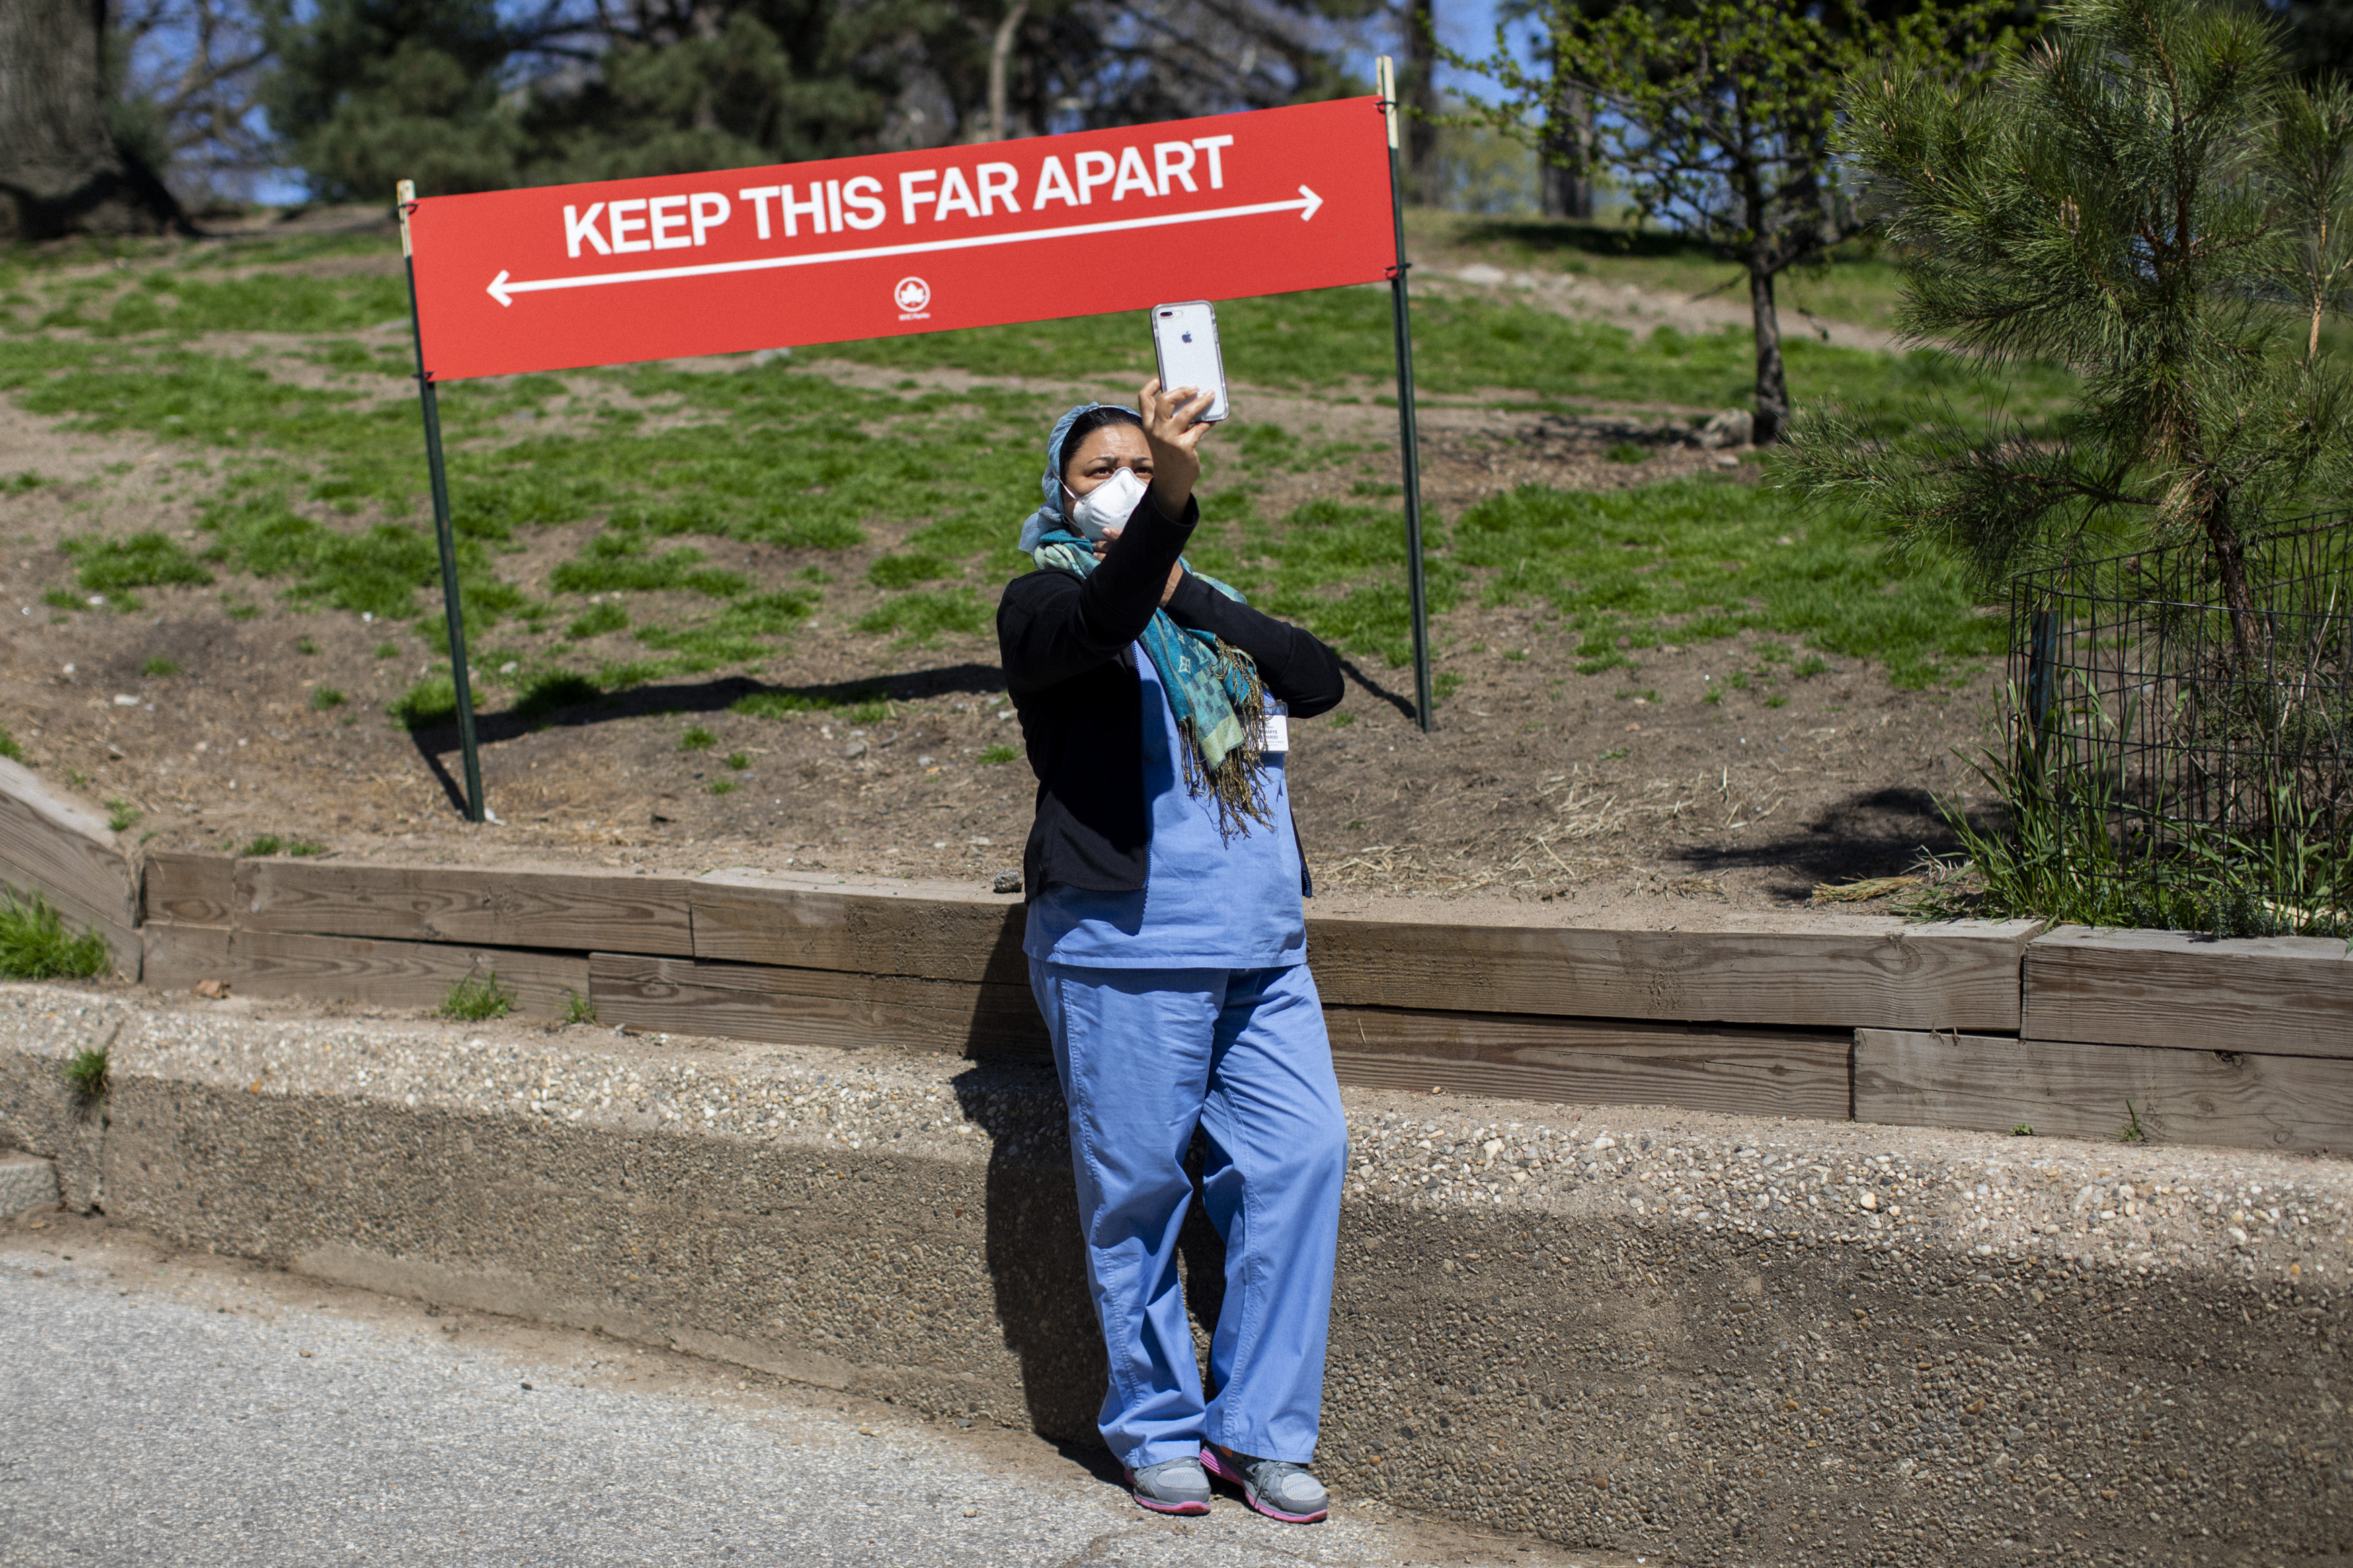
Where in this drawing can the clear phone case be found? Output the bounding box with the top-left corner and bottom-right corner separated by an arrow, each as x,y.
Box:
1150,300 -> 1230,422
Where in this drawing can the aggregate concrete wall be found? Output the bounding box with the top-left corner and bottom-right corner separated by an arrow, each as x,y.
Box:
1,983 -> 2346,1567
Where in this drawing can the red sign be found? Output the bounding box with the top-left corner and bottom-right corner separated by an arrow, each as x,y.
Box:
404,98 -> 1396,382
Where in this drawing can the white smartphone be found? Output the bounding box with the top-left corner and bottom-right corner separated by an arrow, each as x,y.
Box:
1150,300 -> 1230,423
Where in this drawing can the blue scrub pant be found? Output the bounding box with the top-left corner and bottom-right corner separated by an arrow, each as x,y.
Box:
1027,958 -> 1348,1467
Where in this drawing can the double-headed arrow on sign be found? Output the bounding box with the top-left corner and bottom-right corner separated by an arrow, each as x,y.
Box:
485,186 -> 1326,308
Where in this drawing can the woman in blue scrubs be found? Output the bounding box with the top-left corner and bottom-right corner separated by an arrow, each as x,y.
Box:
996,380 -> 1350,1523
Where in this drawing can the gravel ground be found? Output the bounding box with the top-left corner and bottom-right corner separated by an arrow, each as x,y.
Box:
0,1217 -> 1621,1568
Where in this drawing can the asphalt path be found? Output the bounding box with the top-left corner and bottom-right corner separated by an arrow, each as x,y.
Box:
0,1214 -> 1624,1568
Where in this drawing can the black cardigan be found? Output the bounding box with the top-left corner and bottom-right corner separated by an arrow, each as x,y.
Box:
996,488 -> 1347,901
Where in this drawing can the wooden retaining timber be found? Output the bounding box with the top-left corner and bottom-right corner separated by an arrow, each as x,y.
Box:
1306,911 -> 2039,1032
690,869 -> 1027,981
588,952 -> 1045,1058
0,757 -> 141,977
686,870 -> 2041,1028
142,852 -> 235,928
2021,924 -> 2353,1059
1855,1028 -> 2353,1157
236,859 -> 696,956
1,758 -> 2347,1151
138,921 -> 230,991
1322,1009 -> 1852,1120
112,856 -> 2353,1150
143,917 -> 589,1016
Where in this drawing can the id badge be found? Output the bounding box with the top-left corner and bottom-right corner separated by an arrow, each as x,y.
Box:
1257,702 -> 1289,755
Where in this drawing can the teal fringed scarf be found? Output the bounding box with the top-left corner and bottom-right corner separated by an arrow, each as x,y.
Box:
1031,528 -> 1273,837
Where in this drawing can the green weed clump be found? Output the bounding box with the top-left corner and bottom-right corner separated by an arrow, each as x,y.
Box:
241,834 -> 284,856
979,743 -> 1019,764
63,530 -> 213,597
514,671 -> 602,718
631,624 -> 769,667
868,552 -> 955,588
855,587 -> 990,645
729,687 -> 889,720
0,725 -> 23,763
678,726 -> 717,751
440,971 -> 515,1021
388,677 -> 457,728
561,989 -> 596,1026
141,655 -> 181,677
631,595 -> 814,668
202,488 -> 447,620
564,602 -> 629,639
549,536 -> 747,597
64,1046 -> 110,1111
105,798 -> 141,832
192,456 -> 530,631
310,686 -> 345,710
0,891 -> 112,979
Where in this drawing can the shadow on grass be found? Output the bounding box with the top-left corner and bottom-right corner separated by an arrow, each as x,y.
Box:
403,663 -> 1009,816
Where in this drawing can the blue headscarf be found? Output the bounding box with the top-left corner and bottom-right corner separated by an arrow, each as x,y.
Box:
1017,402 -> 1107,552
1020,402 -> 1273,836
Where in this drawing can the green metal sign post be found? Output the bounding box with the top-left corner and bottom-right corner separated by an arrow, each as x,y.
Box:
397,178 -> 486,823
1377,55 -> 1435,733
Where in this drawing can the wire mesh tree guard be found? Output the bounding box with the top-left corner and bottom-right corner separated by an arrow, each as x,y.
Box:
2007,516 -> 2353,927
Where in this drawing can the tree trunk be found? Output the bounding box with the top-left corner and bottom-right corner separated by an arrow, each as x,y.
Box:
1749,265 -> 1790,444
0,0 -> 184,239
1540,85 -> 1594,219
986,0 -> 1029,143
1404,0 -> 1440,205
2201,501 -> 2265,671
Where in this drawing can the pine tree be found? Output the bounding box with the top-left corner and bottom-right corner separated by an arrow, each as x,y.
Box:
1788,0 -> 2353,649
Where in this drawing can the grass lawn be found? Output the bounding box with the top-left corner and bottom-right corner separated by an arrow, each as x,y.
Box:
0,217 -> 2049,716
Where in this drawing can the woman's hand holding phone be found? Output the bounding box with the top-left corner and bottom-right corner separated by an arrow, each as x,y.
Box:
1138,376 -> 1215,524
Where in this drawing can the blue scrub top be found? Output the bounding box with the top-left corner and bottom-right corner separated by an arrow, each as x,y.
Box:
1025,644 -> 1306,969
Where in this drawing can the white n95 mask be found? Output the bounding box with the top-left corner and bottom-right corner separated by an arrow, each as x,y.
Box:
1066,466 -> 1148,541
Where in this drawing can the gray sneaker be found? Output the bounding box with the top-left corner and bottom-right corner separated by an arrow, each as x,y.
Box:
1201,1443 -> 1329,1522
1124,1455 -> 1211,1516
